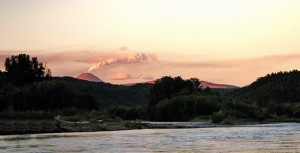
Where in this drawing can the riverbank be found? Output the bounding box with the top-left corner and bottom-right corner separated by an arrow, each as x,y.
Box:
0,120 -> 62,135
0,119 -> 225,135
1,119 -> 300,135
0,119 -> 131,135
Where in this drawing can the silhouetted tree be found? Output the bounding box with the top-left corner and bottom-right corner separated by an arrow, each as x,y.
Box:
148,76 -> 199,107
74,93 -> 98,110
125,108 -> 140,120
0,71 -> 6,86
205,87 -> 211,94
148,76 -> 207,120
5,54 -> 51,86
191,78 -> 200,88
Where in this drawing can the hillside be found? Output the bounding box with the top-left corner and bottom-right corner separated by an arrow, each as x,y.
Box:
54,77 -> 152,106
229,70 -> 300,105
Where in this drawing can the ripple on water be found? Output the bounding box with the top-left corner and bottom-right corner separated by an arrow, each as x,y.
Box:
0,123 -> 300,153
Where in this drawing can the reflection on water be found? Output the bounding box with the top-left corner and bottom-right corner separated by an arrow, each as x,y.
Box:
0,123 -> 300,152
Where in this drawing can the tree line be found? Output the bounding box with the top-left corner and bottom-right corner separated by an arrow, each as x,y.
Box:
0,54 -> 97,112
1,54 -> 300,122
147,73 -> 300,122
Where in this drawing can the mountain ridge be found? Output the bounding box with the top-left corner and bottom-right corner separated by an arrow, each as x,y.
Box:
123,79 -> 239,89
200,81 -> 239,89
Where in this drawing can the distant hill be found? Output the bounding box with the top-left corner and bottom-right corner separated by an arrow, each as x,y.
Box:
229,70 -> 300,104
123,80 -> 156,86
59,76 -> 240,106
124,80 -> 239,89
76,73 -> 103,82
54,76 -> 241,106
54,77 -> 152,106
200,81 -> 239,89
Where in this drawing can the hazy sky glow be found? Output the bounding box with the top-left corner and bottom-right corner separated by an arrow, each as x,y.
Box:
1,0 -> 300,86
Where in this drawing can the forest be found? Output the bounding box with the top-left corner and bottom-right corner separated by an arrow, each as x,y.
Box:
1,54 -> 300,123
0,54 -> 151,121
149,71 -> 300,122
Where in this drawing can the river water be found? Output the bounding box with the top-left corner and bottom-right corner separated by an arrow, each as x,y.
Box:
0,123 -> 300,153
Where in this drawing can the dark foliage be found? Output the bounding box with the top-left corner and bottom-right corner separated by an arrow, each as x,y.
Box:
5,54 -> 51,86
0,54 -> 98,112
0,74 -> 151,115
54,77 -> 152,106
148,76 -> 224,121
148,72 -> 300,122
107,106 -> 145,120
150,95 -> 222,121
229,70 -> 300,105
2,54 -> 300,122
0,80 -> 98,111
148,76 -> 201,107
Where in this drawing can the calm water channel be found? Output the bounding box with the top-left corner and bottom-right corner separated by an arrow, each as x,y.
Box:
0,123 -> 299,152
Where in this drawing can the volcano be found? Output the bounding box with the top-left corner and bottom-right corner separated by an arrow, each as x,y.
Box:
76,73 -> 104,82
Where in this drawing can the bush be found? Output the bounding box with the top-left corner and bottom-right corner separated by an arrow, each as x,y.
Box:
211,111 -> 225,123
294,110 -> 300,118
149,95 -> 223,121
0,111 -> 54,120
125,108 -> 140,120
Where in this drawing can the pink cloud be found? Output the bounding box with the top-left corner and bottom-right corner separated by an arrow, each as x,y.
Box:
131,74 -> 143,79
2,50 -> 300,87
142,75 -> 154,80
110,72 -> 132,80
87,53 -> 158,72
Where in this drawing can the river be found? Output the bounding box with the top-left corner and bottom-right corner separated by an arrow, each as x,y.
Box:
0,123 -> 299,152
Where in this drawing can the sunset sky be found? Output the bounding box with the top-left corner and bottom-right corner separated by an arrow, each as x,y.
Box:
1,0 -> 300,86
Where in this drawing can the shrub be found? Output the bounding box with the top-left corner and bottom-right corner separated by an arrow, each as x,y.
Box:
211,111 -> 225,123
294,110 -> 300,118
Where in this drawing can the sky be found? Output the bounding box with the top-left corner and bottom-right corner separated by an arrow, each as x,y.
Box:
1,0 -> 300,86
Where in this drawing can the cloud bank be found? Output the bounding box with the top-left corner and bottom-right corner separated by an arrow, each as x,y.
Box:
2,50 -> 300,86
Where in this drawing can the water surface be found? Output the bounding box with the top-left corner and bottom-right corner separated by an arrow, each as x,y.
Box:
0,123 -> 300,152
